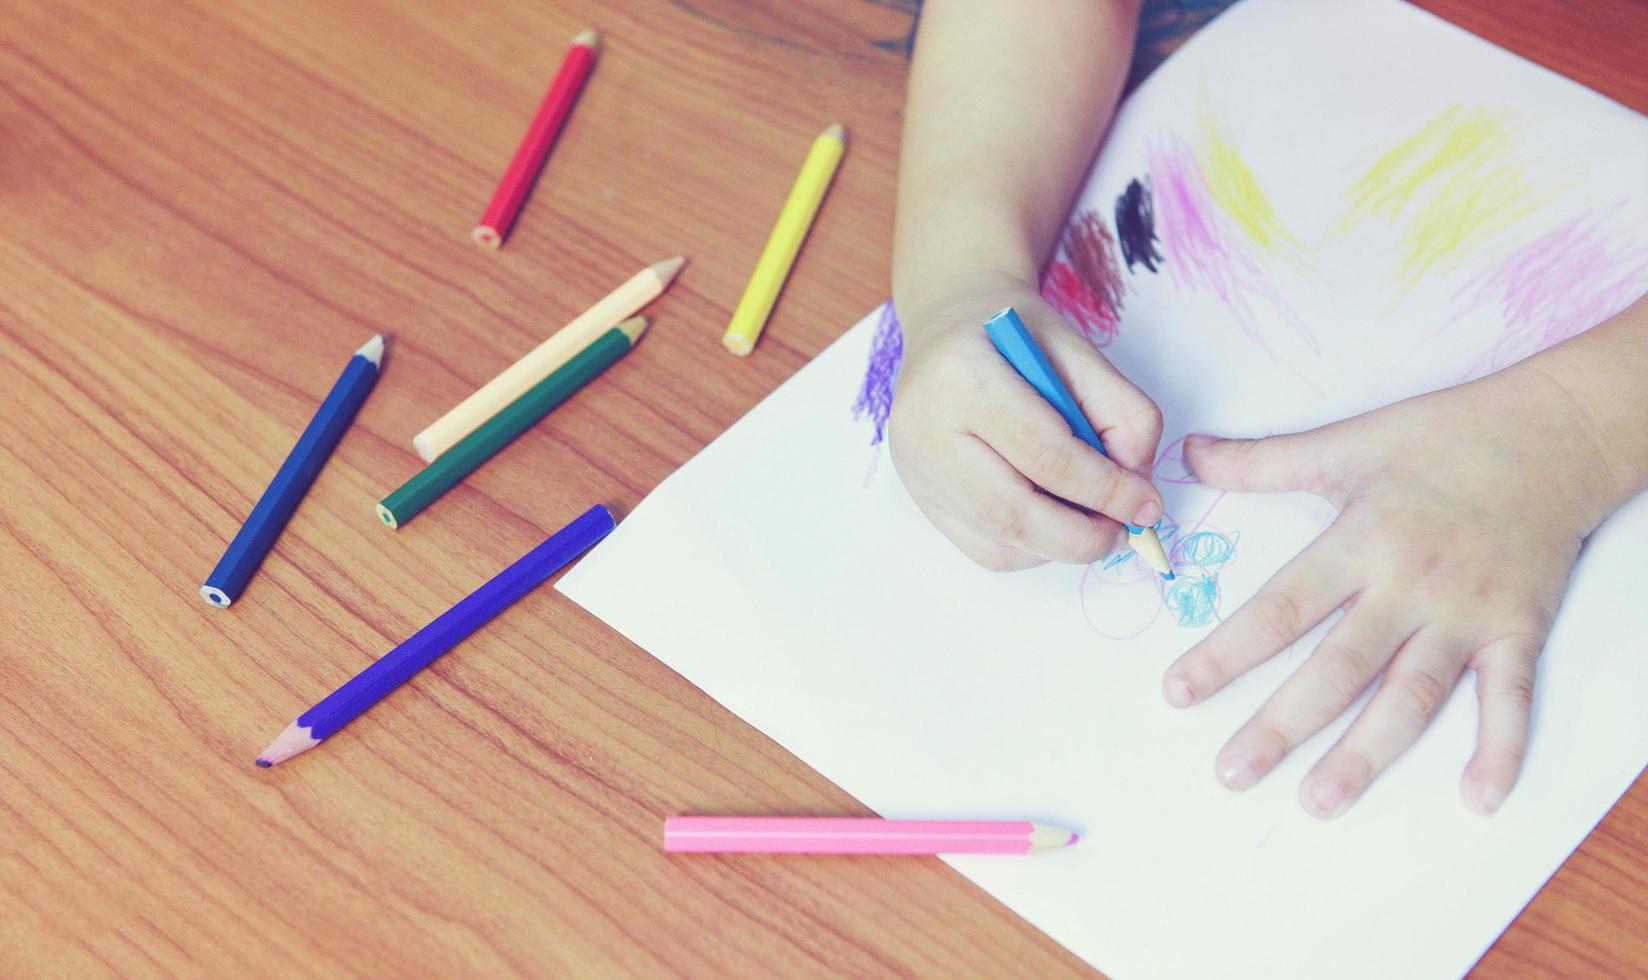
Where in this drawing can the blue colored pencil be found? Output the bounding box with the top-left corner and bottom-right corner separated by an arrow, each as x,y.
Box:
983,307 -> 1174,579
201,335 -> 385,608
255,504 -> 617,767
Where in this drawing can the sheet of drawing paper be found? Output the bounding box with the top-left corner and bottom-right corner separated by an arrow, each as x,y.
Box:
560,1 -> 1648,977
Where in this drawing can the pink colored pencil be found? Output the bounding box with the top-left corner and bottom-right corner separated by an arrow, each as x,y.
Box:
663,817 -> 1079,855
472,29 -> 600,249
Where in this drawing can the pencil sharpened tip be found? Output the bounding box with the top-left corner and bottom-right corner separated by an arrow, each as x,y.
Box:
617,315 -> 650,344
356,334 -> 385,366
1161,571 -> 1176,581
650,254 -> 687,283
255,759 -> 272,768
1067,833 -> 1079,846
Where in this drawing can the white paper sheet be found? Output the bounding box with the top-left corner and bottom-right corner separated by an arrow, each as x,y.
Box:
560,1 -> 1648,976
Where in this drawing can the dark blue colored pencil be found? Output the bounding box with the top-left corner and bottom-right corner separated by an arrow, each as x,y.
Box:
201,335 -> 385,608
255,504 -> 616,767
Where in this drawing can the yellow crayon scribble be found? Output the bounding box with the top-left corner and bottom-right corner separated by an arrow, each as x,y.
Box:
1197,103 -> 1303,255
1339,104 -> 1543,286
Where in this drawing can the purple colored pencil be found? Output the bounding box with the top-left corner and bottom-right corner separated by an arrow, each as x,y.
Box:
255,504 -> 616,767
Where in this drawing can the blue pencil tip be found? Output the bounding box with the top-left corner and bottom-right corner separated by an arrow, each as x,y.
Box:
1161,571 -> 1176,581
254,759 -> 272,768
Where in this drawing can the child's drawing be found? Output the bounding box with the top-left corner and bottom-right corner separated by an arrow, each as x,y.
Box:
1449,211 -> 1648,378
1081,440 -> 1242,637
1041,210 -> 1130,346
1147,134 -> 1315,359
851,300 -> 903,450
1114,176 -> 1164,274
1337,104 -> 1544,289
1197,101 -> 1304,258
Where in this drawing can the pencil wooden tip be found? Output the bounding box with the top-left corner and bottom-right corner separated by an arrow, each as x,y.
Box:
1028,823 -> 1080,852
723,335 -> 754,357
822,123 -> 846,143
573,29 -> 600,51
1128,526 -> 1174,577
649,255 -> 687,285
472,225 -> 502,250
357,334 -> 386,367
617,315 -> 649,344
199,585 -> 232,609
376,503 -> 400,530
256,723 -> 320,767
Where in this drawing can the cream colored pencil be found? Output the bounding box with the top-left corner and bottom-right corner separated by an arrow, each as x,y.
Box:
413,255 -> 685,460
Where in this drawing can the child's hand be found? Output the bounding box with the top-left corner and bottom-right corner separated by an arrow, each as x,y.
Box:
1162,367 -> 1621,818
888,271 -> 1165,571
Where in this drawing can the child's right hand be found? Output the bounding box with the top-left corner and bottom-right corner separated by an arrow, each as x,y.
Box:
888,271 -> 1166,571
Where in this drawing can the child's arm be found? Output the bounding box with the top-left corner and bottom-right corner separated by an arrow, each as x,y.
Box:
890,0 -> 1159,572
1165,291 -> 1648,818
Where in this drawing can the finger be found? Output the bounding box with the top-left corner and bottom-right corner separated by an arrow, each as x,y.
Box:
1214,596 -> 1411,792
1461,633 -> 1541,815
1038,323 -> 1164,471
1182,428 -> 1340,497
925,504 -> 1045,573
1162,527 -> 1355,707
971,392 -> 1164,528
1300,629 -> 1466,819
943,436 -> 1128,565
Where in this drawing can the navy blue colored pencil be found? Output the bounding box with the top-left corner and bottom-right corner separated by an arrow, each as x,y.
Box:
200,335 -> 385,608
254,504 -> 617,767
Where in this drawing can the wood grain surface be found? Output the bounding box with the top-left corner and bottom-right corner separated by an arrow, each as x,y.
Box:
2,0 -> 1643,975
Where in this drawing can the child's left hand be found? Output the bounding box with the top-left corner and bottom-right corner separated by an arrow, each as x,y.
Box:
1160,365 -> 1624,819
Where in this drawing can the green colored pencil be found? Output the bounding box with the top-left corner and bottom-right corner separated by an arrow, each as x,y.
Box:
377,316 -> 648,529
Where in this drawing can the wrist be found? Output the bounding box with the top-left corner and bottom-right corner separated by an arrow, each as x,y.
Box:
1484,359 -> 1638,534
893,266 -> 1039,345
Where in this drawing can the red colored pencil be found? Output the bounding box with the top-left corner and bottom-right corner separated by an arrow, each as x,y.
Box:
472,29 -> 600,249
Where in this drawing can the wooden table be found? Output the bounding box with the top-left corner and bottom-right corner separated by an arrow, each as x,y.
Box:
3,0 -> 1644,974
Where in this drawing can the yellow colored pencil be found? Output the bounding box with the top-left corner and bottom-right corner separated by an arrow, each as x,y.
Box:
413,256 -> 685,461
722,124 -> 846,356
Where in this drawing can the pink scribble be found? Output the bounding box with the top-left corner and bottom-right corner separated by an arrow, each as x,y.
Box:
1080,558 -> 1164,640
1153,435 -> 1202,485
1450,211 -> 1648,379
1042,258 -> 1122,346
1146,136 -> 1317,358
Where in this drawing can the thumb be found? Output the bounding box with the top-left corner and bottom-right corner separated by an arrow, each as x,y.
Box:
1183,429 -> 1336,495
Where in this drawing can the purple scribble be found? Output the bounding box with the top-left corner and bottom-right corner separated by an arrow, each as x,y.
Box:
1450,211 -> 1648,379
1146,136 -> 1317,357
852,300 -> 903,447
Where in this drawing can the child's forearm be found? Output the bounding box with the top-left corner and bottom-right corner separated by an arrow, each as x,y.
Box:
1508,292 -> 1648,526
892,0 -> 1140,333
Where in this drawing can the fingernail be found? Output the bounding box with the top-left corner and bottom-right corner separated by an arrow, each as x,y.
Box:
1220,757 -> 1259,791
1164,678 -> 1195,708
1184,433 -> 1217,448
1133,501 -> 1161,526
1470,783 -> 1507,815
1308,779 -> 1347,818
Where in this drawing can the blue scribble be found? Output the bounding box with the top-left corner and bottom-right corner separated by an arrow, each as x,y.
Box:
1154,515 -> 1179,541
852,301 -> 903,446
1164,573 -> 1220,627
1102,551 -> 1133,570
1174,529 -> 1237,568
